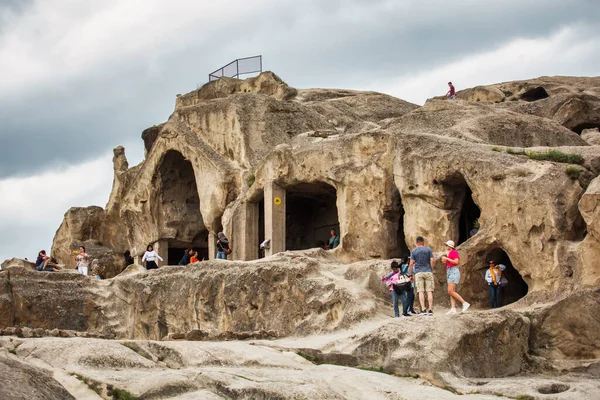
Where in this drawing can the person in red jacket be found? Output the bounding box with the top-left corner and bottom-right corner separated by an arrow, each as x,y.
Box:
446,82 -> 456,99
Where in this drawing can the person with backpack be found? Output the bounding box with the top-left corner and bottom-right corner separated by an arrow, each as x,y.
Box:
216,232 -> 231,260
381,261 -> 412,318
400,256 -> 417,315
485,260 -> 502,308
440,240 -> 470,314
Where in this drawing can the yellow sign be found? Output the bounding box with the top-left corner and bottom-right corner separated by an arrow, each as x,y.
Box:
274,197 -> 282,205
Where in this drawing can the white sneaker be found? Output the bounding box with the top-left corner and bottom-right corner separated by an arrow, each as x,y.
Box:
446,308 -> 457,315
462,302 -> 471,313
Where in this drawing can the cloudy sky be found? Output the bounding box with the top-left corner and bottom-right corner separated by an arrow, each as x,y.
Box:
0,0 -> 598,263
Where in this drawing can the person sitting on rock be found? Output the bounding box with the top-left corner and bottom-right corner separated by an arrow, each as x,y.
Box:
142,245 -> 163,269
216,232 -> 230,260
446,81 -> 456,99
400,256 -> 417,315
74,246 -> 89,275
410,236 -> 435,316
441,240 -> 470,314
190,251 -> 199,263
179,248 -> 193,266
381,261 -> 411,318
328,229 -> 340,249
35,250 -> 58,272
485,260 -> 502,308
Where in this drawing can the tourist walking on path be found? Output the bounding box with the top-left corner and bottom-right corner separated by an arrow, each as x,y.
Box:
410,236 -> 435,315
381,261 -> 411,317
74,246 -> 89,275
142,245 -> 163,270
216,232 -> 230,260
328,229 -> 340,249
441,240 -> 470,314
190,251 -> 199,263
400,256 -> 417,314
486,260 -> 502,308
446,82 -> 456,99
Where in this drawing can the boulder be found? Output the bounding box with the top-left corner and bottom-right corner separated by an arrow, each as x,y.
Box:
456,85 -> 506,102
0,258 -> 36,271
581,127 -> 600,145
0,356 -> 75,400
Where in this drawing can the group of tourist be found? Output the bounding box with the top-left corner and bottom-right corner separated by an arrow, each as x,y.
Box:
138,231 -> 231,269
34,246 -> 102,279
382,236 -> 508,317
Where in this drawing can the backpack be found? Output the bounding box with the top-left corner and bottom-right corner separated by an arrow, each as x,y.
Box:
393,274 -> 411,294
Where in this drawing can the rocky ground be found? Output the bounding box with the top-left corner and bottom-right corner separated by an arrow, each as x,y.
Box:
1,253 -> 599,399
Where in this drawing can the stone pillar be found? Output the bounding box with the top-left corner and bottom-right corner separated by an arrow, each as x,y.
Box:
240,201 -> 259,260
154,239 -> 168,266
208,232 -> 217,260
265,182 -> 286,256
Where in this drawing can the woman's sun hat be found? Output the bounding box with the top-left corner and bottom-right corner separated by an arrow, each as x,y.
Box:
445,240 -> 455,249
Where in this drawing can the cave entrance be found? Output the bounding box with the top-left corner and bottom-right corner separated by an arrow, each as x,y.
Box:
285,182 -> 339,251
571,123 -> 600,135
464,248 -> 528,309
442,174 -> 481,245
157,150 -> 208,264
258,198 -> 265,258
386,188 -> 409,258
520,87 -> 549,102
459,186 -> 481,245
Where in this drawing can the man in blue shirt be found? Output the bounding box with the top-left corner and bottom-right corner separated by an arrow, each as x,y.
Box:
409,236 -> 435,315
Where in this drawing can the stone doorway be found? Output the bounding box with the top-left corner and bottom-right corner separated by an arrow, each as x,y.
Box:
258,198 -> 265,258
156,150 -> 208,264
285,182 -> 339,251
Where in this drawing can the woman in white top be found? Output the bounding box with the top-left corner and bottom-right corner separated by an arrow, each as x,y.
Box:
142,245 -> 163,270
75,246 -> 89,275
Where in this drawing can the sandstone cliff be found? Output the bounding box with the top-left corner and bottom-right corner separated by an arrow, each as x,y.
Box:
1,73 -> 599,399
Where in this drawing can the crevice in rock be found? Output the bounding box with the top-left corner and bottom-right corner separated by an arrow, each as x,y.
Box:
520,87 -> 549,102
441,174 -> 481,245
284,182 -> 339,250
384,188 -> 409,258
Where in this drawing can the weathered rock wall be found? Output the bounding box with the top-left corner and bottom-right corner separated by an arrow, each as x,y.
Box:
0,256 -> 378,340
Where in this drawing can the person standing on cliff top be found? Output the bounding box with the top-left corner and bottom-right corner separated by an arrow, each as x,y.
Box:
410,236 -> 435,315
74,245 -> 89,275
446,82 -> 456,99
441,240 -> 470,314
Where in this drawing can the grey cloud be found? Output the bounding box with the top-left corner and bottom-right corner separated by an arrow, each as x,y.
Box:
0,0 -> 599,177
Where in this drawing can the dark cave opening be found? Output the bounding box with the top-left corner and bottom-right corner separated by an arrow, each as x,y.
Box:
285,182 -> 340,251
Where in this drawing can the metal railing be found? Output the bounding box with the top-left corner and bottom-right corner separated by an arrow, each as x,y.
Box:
208,55 -> 263,81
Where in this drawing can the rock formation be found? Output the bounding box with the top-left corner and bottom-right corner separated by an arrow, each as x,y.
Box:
2,72 -> 600,398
